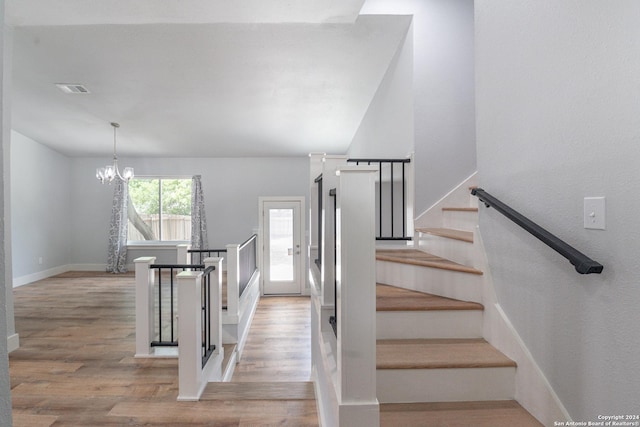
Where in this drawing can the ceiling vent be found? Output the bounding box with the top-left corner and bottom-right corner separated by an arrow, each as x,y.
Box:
55,83 -> 90,94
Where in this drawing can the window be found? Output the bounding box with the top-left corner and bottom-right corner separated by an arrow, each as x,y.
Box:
128,178 -> 192,242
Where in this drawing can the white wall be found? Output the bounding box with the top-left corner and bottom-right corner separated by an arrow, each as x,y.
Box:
360,0 -> 475,213
11,131 -> 72,282
476,0 -> 640,420
348,17 -> 413,159
70,156 -> 309,267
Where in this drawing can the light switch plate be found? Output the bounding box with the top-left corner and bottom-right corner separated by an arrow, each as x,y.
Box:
584,197 -> 605,230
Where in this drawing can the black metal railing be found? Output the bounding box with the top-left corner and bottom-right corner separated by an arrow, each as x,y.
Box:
188,248 -> 227,265
471,188 -> 603,274
238,234 -> 258,297
328,188 -> 338,336
150,264 -> 205,347
314,174 -> 323,268
201,265 -> 217,368
347,158 -> 411,241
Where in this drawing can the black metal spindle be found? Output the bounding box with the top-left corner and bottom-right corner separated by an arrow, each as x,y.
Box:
390,162 -> 394,238
347,158 -> 412,241
158,270 -> 162,343
378,162 -> 383,238
402,162 -> 406,237
170,268 -> 175,343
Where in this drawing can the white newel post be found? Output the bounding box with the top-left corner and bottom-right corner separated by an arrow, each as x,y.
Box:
177,271 -> 204,401
204,257 -> 223,359
135,256 -> 156,358
336,166 -> 379,426
226,243 -> 240,323
176,244 -> 190,264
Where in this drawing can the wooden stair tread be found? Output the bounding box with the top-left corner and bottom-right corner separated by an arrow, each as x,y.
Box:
376,249 -> 483,275
380,400 -> 543,427
415,227 -> 474,243
442,206 -> 479,212
376,284 -> 483,312
201,381 -> 315,400
377,339 -> 516,370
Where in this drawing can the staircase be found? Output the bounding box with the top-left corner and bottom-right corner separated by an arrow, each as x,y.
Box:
375,195 -> 543,425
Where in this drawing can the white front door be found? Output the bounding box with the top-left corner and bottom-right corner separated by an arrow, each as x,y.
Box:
262,200 -> 303,295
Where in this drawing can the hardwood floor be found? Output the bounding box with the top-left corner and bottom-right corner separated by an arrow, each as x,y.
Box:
9,272 -> 317,426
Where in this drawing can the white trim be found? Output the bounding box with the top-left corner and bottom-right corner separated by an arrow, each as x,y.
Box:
258,196 -> 306,296
7,333 -> 19,353
474,226 -> 570,425
13,265 -> 70,287
414,171 -> 477,229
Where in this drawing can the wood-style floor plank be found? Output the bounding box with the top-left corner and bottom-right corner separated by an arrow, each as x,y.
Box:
9,272 -> 318,426
231,296 -> 313,383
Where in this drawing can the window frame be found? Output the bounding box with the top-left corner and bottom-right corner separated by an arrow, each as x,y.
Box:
126,175 -> 193,245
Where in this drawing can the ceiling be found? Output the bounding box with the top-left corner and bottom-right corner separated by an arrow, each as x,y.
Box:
8,0 -> 411,158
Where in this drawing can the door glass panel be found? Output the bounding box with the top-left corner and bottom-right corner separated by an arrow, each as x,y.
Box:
269,208 -> 294,281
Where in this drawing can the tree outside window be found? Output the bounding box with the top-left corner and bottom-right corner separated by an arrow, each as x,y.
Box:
128,178 -> 192,242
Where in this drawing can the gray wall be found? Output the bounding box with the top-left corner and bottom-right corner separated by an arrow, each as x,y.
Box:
11,131 -> 72,279
476,0 -> 640,419
361,0 -> 476,214
0,0 -> 13,422
70,156 -> 309,266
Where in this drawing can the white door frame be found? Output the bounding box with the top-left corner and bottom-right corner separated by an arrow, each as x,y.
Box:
258,196 -> 306,296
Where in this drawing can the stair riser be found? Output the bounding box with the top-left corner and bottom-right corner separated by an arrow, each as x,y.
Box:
415,235 -> 477,268
376,261 -> 483,303
377,311 -> 483,340
442,211 -> 477,230
377,367 -> 516,403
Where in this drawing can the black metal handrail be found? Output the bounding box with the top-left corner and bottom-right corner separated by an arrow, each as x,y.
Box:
201,265 -> 216,368
314,174 -> 323,268
471,188 -> 603,274
347,158 -> 411,241
149,263 -> 205,347
188,248 -> 227,265
328,188 -> 337,336
149,264 -> 204,347
238,234 -> 258,297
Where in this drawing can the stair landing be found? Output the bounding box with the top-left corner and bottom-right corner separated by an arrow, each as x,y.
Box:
377,284 -> 483,312
380,400 -> 543,426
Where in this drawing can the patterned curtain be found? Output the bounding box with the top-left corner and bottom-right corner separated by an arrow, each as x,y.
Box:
106,179 -> 129,273
191,175 -> 208,250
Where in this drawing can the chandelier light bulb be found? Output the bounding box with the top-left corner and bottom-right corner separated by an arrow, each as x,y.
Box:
96,122 -> 134,184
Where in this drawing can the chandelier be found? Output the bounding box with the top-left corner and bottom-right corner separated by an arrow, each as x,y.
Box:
96,122 -> 134,184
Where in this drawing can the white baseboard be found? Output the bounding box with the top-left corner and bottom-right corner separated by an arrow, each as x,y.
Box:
13,263 -> 120,287
490,303 -> 571,425
13,265 -> 71,287
7,333 -> 19,353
